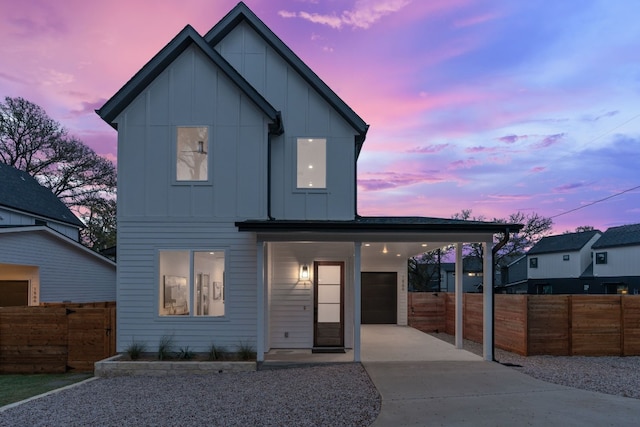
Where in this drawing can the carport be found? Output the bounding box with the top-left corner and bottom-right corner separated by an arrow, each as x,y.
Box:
237,217 -> 521,363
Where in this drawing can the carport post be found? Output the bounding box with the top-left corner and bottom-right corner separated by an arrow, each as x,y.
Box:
354,242 -> 362,362
482,240 -> 493,361
455,243 -> 463,349
256,240 -> 265,363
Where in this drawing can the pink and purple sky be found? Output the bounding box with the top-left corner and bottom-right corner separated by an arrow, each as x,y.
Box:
1,0 -> 639,233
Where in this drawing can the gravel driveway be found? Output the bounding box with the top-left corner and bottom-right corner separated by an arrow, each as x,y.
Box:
0,364 -> 380,427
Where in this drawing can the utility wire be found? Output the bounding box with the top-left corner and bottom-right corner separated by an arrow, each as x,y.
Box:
550,184 -> 640,219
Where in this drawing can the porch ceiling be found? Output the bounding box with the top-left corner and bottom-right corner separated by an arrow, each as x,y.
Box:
361,241 -> 450,263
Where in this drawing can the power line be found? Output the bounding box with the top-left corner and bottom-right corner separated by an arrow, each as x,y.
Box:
550,184 -> 640,219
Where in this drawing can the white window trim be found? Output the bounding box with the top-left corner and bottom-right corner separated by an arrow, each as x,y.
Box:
173,125 -> 213,186
293,137 -> 328,193
156,248 -> 227,319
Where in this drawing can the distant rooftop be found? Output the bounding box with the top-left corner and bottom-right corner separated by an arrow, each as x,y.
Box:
0,163 -> 84,228
528,230 -> 601,255
592,223 -> 640,249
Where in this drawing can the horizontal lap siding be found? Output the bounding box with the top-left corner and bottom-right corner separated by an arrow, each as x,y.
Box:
0,231 -> 115,303
116,221 -> 258,353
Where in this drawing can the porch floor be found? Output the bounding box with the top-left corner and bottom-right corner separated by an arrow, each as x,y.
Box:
263,325 -> 481,365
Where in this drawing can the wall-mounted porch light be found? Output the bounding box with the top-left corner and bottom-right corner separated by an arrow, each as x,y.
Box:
300,264 -> 310,280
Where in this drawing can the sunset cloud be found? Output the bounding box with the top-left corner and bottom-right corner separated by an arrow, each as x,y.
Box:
407,144 -> 449,153
279,0 -> 411,29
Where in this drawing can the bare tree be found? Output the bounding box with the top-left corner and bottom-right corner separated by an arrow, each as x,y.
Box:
0,96 -> 116,250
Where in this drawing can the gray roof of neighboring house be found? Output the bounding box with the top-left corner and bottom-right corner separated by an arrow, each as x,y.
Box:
0,163 -> 84,228
204,2 -> 369,155
527,230 -> 601,255
592,223 -> 640,249
97,23 -> 283,135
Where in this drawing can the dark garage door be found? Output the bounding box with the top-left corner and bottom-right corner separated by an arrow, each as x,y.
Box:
0,281 -> 29,306
361,272 -> 397,324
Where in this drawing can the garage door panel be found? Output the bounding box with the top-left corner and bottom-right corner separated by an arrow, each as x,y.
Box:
362,272 -> 397,324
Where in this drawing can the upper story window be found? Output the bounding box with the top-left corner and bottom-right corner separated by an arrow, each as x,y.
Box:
177,126 -> 208,181
595,252 -> 607,264
297,138 -> 326,189
529,257 -> 538,268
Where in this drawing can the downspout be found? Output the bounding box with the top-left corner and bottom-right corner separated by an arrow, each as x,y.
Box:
267,112 -> 283,221
491,227 -> 510,361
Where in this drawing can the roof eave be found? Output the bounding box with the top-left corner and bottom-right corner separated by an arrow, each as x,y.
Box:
204,2 -> 367,142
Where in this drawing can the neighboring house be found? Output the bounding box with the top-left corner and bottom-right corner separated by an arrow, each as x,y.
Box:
501,227 -> 640,295
592,223 -> 640,294
0,163 -> 116,306
440,257 -> 491,293
97,2 -> 519,361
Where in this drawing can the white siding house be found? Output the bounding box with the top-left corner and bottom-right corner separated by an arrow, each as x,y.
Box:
0,163 -> 116,305
98,2 -> 520,362
592,223 -> 640,294
527,231 -> 602,280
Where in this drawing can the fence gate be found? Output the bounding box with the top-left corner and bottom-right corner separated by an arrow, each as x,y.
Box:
67,307 -> 116,371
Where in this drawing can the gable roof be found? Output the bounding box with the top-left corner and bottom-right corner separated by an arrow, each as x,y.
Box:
0,163 -> 84,228
592,223 -> 640,249
205,2 -> 369,156
97,24 -> 282,134
527,230 -> 601,255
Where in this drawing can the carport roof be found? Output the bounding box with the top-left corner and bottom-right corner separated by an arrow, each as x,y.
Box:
235,216 -> 522,234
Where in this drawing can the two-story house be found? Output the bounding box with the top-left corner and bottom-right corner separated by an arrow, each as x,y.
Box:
592,223 -> 640,294
0,163 -> 116,305
97,2 -> 519,362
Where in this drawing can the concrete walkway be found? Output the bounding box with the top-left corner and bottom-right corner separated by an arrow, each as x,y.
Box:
363,325 -> 640,427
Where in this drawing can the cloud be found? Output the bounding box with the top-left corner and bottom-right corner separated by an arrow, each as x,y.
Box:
279,0 -> 411,30
358,170 -> 443,191
534,133 -> 565,149
407,143 -> 449,153
581,110 -> 619,122
465,146 -> 497,153
498,134 -> 521,144
553,182 -> 587,193
487,194 -> 532,201
530,166 -> 546,173
453,12 -> 500,29
448,158 -> 480,170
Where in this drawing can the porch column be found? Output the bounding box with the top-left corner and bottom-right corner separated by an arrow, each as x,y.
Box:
256,240 -> 265,362
455,243 -> 463,349
354,242 -> 362,362
482,240 -> 493,361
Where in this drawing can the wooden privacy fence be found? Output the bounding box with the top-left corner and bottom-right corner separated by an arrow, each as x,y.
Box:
0,302 -> 116,373
408,293 -> 640,356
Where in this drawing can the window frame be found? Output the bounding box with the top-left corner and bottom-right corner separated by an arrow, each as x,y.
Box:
529,257 -> 538,268
173,125 -> 212,186
294,137 -> 327,192
595,252 -> 608,264
157,249 -> 227,319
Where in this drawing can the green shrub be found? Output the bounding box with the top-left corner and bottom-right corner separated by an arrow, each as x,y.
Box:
207,343 -> 226,361
177,346 -> 195,360
125,340 -> 146,360
157,335 -> 175,360
236,341 -> 256,361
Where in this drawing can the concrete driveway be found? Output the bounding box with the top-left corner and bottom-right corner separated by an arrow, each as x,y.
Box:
363,325 -> 640,427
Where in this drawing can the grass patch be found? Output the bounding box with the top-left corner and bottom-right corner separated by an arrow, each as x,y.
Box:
0,373 -> 92,407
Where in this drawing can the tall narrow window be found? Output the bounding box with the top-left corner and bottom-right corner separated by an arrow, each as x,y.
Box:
177,127 -> 208,181
297,138 -> 326,189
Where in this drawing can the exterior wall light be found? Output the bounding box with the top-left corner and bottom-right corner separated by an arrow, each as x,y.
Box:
300,264 -> 310,280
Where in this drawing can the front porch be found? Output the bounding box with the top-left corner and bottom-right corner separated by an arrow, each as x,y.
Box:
263,325 -> 481,364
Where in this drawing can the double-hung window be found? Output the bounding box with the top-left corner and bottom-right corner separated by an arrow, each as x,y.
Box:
158,250 -> 225,317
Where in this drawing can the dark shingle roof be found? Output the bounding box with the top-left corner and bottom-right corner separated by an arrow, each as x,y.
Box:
97,23 -> 282,134
0,163 -> 84,228
527,230 -> 601,255
592,223 -> 640,249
